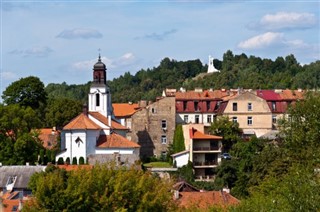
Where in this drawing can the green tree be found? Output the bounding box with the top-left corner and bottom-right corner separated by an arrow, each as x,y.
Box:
26,163 -> 177,211
210,116 -> 242,152
172,124 -> 185,153
2,76 -> 47,110
45,97 -> 82,128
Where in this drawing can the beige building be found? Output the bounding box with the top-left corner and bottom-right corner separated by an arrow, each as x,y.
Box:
129,97 -> 176,158
219,91 -> 272,138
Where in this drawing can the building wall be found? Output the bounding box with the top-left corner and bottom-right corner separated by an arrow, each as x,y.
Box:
130,97 -> 176,158
172,152 -> 190,168
222,92 -> 272,137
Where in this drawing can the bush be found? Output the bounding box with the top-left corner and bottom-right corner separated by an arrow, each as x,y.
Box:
72,157 -> 77,165
57,157 -> 64,165
66,157 -> 70,165
79,157 -> 85,165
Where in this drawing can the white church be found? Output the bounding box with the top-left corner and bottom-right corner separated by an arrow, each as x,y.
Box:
56,55 -> 140,165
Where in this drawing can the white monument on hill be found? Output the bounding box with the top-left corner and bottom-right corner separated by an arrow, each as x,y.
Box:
207,55 -> 220,73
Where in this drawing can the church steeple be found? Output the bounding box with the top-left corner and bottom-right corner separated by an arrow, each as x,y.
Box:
93,54 -> 107,84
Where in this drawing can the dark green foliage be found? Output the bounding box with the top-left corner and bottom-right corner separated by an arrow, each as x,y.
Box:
210,116 -> 242,152
175,161 -> 194,182
72,157 -> 77,165
172,124 -> 185,153
26,164 -> 177,211
66,157 -> 70,165
57,157 -> 64,165
79,157 -> 85,165
45,97 -> 82,128
2,76 -> 47,110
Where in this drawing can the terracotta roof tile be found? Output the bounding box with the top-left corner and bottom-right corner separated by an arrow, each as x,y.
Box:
96,133 -> 140,148
177,191 -> 240,209
37,128 -> 60,149
279,89 -> 304,100
112,103 -> 139,117
63,113 -> 101,130
2,199 -> 22,212
89,112 -> 128,130
190,128 -> 222,140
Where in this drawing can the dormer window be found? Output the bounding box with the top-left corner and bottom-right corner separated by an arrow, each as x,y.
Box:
272,101 -> 276,111
194,101 -> 199,111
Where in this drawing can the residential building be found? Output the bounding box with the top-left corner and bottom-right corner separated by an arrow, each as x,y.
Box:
37,127 -> 60,149
172,124 -> 222,181
129,96 -> 175,158
218,91 -> 273,138
55,55 -> 140,165
113,103 -> 140,131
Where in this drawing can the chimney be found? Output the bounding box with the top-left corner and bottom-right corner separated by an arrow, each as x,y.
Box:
173,190 -> 180,200
83,104 -> 88,116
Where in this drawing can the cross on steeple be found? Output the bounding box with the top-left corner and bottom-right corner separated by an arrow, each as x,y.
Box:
98,48 -> 101,61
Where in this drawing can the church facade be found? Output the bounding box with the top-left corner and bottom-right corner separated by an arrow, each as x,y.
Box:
56,55 -> 140,165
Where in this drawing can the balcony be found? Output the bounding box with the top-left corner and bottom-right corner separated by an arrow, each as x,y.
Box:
193,161 -> 218,168
193,146 -> 221,152
194,175 -> 215,182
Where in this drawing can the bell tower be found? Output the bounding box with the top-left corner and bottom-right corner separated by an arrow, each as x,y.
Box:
88,54 -> 113,122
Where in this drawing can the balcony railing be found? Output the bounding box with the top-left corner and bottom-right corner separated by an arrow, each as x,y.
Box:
193,161 -> 217,166
195,175 -> 215,182
193,146 -> 220,151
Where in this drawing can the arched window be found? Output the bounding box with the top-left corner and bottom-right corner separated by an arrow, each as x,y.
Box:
96,93 -> 100,106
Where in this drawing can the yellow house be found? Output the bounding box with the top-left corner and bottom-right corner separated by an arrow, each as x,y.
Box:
220,91 -> 272,137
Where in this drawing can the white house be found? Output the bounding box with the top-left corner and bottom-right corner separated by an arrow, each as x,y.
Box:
56,55 -> 140,164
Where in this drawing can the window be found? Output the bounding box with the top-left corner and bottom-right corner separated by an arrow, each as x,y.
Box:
272,115 -> 277,124
207,101 -> 211,110
184,115 -> 189,123
232,117 -> 238,123
195,115 -> 200,124
151,108 -> 156,113
272,101 -> 276,111
183,101 -> 187,111
248,102 -> 252,111
232,102 -> 238,111
247,116 -> 253,125
161,120 -> 167,130
96,93 -> 100,106
194,101 -> 199,111
161,135 -> 167,144
207,115 -> 212,123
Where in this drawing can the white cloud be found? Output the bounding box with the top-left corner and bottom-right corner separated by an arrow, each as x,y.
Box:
135,29 -> 177,41
56,28 -> 103,39
72,53 -> 137,71
9,46 -> 53,57
238,32 -> 284,49
0,71 -> 17,80
253,12 -> 317,30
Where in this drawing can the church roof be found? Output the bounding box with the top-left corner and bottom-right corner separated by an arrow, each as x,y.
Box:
63,113 -> 101,130
89,112 -> 128,130
96,133 -> 140,148
113,103 -> 139,117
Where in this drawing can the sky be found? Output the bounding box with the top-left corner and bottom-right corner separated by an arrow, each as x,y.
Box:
1,0 -> 319,96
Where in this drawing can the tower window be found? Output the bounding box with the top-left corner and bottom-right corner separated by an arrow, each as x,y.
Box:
96,93 -> 100,106
161,120 -> 167,130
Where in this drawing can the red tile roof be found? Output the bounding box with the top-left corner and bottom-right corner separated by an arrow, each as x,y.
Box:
175,90 -> 235,100
96,133 -> 140,148
256,90 -> 281,101
89,112 -> 128,130
177,191 -> 240,209
63,113 -> 101,130
37,128 -> 60,149
113,103 -> 139,117
190,128 -> 222,140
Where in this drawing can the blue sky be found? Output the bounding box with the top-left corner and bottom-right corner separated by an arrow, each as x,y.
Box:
1,0 -> 319,95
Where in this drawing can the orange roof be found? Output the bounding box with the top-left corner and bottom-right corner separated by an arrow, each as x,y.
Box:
190,128 -> 222,140
57,165 -> 93,171
37,128 -> 60,149
97,133 -> 140,148
2,199 -> 22,212
278,89 -> 304,100
113,103 -> 139,117
89,112 -> 128,130
177,191 -> 240,209
63,113 -> 101,130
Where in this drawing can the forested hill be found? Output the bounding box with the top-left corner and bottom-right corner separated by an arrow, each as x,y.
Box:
45,50 -> 320,103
